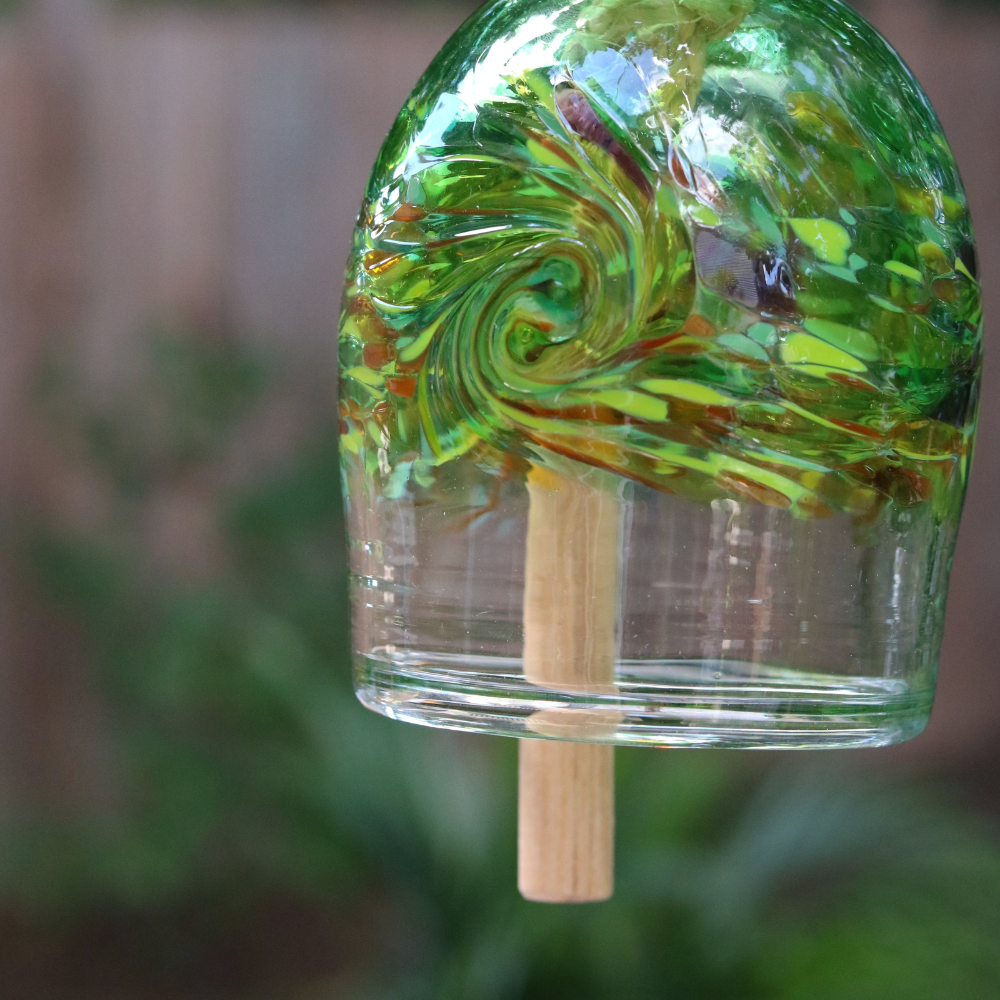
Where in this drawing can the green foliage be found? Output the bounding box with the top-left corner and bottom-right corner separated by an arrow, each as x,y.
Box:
5,328 -> 1000,997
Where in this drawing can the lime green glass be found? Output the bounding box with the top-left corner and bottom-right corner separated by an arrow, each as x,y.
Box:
339,0 -> 982,748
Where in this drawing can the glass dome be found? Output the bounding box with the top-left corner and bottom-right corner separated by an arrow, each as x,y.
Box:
339,0 -> 982,749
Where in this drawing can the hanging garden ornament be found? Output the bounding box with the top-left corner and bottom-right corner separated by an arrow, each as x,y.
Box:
339,0 -> 982,902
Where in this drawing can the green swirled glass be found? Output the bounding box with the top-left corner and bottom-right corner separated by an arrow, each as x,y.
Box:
340,0 -> 982,748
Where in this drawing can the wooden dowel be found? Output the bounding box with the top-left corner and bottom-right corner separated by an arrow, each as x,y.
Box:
519,739 -> 614,903
519,466 -> 619,903
523,467 -> 619,692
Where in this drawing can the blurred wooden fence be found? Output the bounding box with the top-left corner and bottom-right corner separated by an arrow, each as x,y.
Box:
0,6 -> 467,815
0,1 -> 997,814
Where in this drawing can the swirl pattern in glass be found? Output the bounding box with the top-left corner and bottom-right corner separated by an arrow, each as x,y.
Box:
341,0 -> 980,522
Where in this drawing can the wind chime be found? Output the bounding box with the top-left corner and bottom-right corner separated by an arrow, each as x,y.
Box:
339,0 -> 982,901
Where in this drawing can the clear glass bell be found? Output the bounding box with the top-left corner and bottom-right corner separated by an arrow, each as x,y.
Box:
339,0 -> 982,751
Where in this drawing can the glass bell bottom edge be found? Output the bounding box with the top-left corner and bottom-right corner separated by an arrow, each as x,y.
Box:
354,648 -> 934,750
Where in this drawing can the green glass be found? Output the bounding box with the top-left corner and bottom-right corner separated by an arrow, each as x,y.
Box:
340,0 -> 982,748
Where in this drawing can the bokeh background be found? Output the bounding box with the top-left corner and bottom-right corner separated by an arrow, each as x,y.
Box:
0,0 -> 997,996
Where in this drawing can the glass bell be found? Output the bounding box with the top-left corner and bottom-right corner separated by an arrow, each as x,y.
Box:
339,0 -> 982,900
